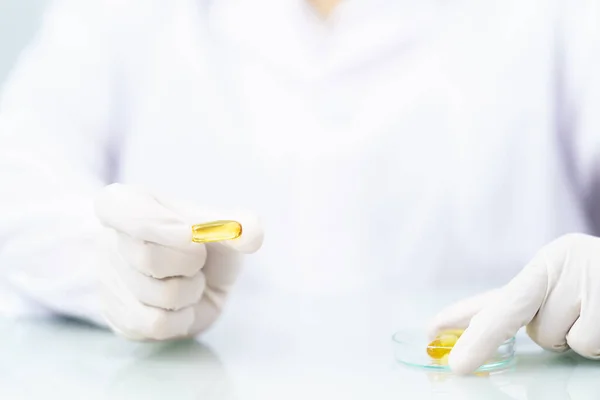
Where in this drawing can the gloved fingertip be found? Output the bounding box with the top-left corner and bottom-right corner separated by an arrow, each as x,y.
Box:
447,339 -> 484,375
227,225 -> 264,254
224,214 -> 264,254
448,355 -> 475,376
447,322 -> 505,375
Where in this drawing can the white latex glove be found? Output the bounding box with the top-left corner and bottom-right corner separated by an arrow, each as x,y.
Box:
94,183 -> 263,341
429,233 -> 600,374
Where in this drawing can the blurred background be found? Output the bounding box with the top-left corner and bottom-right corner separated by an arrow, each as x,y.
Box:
0,0 -> 47,89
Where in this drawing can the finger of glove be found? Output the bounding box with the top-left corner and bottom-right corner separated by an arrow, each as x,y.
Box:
113,247 -> 206,311
103,278 -> 222,340
188,293 -> 225,335
118,262 -> 206,311
202,243 -> 243,295
427,290 -> 499,340
101,264 -> 197,340
182,241 -> 244,318
449,255 -> 549,375
526,288 -> 579,353
95,184 -> 191,248
118,233 -> 207,278
525,273 -> 580,352
566,241 -> 600,358
103,298 -> 195,341
526,235 -> 586,352
568,316 -> 600,360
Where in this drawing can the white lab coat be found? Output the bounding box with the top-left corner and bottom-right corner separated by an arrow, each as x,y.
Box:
0,0 -> 599,325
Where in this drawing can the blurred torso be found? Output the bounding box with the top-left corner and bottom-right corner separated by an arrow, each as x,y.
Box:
117,0 -> 588,295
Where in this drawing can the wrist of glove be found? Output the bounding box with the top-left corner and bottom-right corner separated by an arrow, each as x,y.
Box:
94,183 -> 263,341
429,233 -> 600,374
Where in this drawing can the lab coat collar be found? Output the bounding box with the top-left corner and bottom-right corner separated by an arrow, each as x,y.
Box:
206,0 -> 442,80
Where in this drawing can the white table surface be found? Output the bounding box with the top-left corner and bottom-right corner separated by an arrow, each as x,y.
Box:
0,287 -> 598,400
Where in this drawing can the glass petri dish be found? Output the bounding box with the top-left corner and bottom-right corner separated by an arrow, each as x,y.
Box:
392,329 -> 515,373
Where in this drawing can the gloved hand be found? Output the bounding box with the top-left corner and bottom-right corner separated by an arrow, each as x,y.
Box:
428,233 -> 600,374
94,183 -> 263,341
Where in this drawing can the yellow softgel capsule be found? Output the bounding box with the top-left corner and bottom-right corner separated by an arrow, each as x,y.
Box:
426,329 -> 464,360
191,220 -> 242,243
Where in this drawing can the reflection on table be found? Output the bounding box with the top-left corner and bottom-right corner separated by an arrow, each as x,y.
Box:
1,289 -> 600,399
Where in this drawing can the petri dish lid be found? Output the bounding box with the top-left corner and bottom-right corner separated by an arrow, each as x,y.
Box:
392,329 -> 515,373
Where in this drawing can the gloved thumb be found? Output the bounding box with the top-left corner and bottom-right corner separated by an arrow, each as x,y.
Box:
95,183 -> 191,248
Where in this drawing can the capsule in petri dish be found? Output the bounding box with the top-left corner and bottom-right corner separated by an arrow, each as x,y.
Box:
427,329 -> 464,360
191,220 -> 242,243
